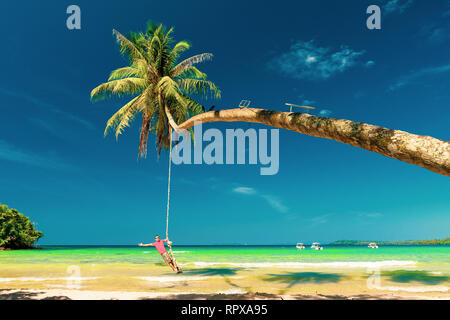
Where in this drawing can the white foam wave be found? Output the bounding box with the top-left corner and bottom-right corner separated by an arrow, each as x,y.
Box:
216,289 -> 248,294
0,277 -> 100,283
429,271 -> 449,276
46,284 -> 84,289
188,260 -> 417,269
136,275 -> 242,282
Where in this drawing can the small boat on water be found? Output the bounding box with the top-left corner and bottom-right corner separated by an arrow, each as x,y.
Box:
368,242 -> 378,249
296,243 -> 305,250
311,242 -> 323,250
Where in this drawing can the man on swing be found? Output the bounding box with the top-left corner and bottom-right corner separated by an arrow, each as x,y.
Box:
139,235 -> 182,273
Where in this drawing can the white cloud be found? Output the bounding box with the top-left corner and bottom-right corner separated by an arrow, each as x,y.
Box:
232,186 -> 289,213
297,94 -> 316,107
0,140 -> 74,170
358,212 -> 384,218
261,195 -> 289,213
309,214 -> 332,226
389,64 -> 450,91
353,91 -> 366,99
365,60 -> 375,68
301,99 -> 316,106
233,187 -> 256,195
384,0 -> 413,15
319,109 -> 332,117
0,87 -> 94,130
418,23 -> 450,45
29,118 -> 60,136
269,40 -> 365,80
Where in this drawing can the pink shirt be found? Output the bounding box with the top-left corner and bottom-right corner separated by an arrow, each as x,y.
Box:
151,239 -> 167,254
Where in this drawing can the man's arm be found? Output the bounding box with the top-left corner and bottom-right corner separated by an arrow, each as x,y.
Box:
138,243 -> 155,247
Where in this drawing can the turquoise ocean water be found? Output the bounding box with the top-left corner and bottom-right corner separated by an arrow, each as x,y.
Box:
1,245 -> 449,269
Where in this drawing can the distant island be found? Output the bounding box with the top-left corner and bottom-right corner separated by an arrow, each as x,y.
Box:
329,237 -> 450,246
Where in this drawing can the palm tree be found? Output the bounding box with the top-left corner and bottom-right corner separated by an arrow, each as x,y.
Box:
91,23 -> 220,158
92,23 -> 449,177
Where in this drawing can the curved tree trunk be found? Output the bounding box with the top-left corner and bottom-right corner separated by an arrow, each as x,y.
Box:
165,104 -> 180,132
167,108 -> 450,177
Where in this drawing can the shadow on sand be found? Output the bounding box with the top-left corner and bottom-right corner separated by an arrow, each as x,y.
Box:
381,270 -> 449,285
142,292 -> 403,300
263,272 -> 345,288
144,292 -> 281,300
0,290 -> 71,300
183,267 -> 244,276
158,267 -> 247,290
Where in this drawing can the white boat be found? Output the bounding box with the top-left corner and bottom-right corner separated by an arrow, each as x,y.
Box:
368,242 -> 378,249
296,243 -> 305,250
311,242 -> 323,250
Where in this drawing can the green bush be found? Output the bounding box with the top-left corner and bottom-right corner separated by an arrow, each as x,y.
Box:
0,203 -> 43,249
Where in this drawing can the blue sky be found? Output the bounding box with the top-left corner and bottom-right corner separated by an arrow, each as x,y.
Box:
0,0 -> 449,245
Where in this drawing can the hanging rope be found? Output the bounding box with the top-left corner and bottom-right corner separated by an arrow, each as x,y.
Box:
166,127 -> 173,240
165,127 -> 181,272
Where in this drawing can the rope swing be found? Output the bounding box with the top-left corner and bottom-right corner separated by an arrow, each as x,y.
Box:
166,127 -> 172,241
165,127 -> 182,273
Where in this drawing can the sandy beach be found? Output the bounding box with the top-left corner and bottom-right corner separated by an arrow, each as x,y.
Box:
0,288 -> 448,300
1,263 -> 449,300
1,246 -> 449,300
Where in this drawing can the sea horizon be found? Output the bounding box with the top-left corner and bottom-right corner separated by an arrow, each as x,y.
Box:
33,243 -> 450,247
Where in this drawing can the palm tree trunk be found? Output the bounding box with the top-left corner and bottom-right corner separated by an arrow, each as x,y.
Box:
138,112 -> 151,159
169,108 -> 450,177
165,104 -> 180,132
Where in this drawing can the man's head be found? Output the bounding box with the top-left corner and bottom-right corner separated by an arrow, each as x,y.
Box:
155,235 -> 160,241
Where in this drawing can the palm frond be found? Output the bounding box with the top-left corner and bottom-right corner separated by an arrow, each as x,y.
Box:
108,67 -> 139,81
103,94 -> 142,137
112,29 -> 147,63
177,79 -> 221,99
170,40 -> 191,62
157,76 -> 187,110
145,21 -> 160,35
175,66 -> 207,80
91,78 -> 147,101
171,53 -> 213,77
114,106 -> 140,139
114,92 -> 151,139
179,93 -> 207,115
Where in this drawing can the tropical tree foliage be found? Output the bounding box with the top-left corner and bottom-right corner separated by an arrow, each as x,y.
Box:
92,22 -> 449,176
91,22 -> 221,157
0,203 -> 43,249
